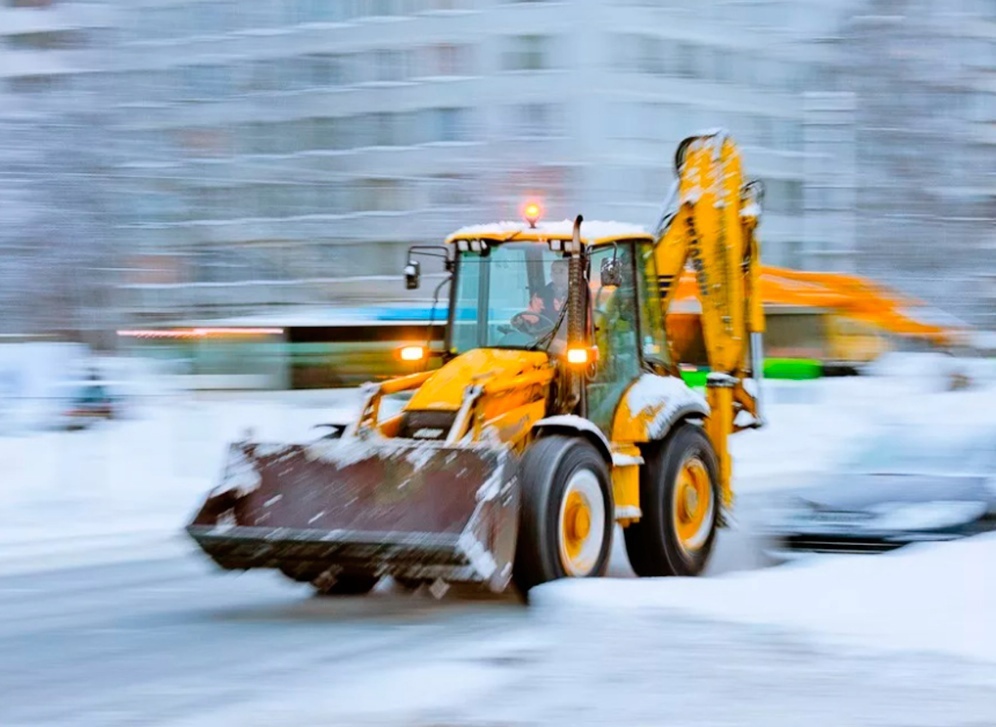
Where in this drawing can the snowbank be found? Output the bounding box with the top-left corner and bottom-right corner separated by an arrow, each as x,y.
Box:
865,351 -> 996,390
0,388 -> 374,575
533,533 -> 996,664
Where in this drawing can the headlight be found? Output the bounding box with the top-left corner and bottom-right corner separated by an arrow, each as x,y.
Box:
872,500 -> 987,531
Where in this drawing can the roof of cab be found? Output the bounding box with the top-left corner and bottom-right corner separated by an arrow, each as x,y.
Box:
445,219 -> 654,245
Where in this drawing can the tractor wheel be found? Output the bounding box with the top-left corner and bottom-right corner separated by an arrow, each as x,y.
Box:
512,435 -> 614,594
624,423 -> 719,577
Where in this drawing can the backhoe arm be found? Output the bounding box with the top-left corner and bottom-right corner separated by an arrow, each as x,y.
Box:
653,131 -> 765,507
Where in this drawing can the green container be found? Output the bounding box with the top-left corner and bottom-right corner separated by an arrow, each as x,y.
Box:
763,358 -> 823,380
680,358 -> 823,388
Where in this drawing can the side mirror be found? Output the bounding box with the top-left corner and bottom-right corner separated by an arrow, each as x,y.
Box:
600,256 -> 623,288
404,259 -> 421,290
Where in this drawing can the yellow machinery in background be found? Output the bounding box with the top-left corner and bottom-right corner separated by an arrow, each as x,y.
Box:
666,263 -> 969,370
185,130 -> 768,597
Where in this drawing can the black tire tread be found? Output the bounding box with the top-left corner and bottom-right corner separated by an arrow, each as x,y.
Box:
623,423 -> 719,578
512,435 -> 613,593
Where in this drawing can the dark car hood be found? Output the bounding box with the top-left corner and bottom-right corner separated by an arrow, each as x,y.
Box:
794,473 -> 990,511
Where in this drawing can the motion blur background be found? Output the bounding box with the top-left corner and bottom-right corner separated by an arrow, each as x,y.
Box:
2,4 -> 996,725
0,0 -> 993,347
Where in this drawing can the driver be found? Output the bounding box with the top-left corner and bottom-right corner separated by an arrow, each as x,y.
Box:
511,258 -> 570,351
531,258 -> 569,319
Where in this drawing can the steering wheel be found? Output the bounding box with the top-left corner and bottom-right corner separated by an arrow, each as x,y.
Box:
510,310 -> 557,336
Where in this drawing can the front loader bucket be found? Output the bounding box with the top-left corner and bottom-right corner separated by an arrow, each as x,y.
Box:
186,437 -> 520,592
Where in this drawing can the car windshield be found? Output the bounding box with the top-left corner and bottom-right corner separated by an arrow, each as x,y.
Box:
843,430 -> 996,475
450,241 -> 568,353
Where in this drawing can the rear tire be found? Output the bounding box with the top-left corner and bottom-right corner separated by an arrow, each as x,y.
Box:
512,436 -> 614,594
624,423 -> 719,577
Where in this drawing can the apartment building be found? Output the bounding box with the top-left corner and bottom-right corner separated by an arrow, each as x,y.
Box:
0,0 -> 117,337
106,0 -> 826,320
3,0 -> 990,328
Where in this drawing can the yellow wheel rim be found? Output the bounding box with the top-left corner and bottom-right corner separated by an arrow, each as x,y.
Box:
672,456 -> 714,553
557,469 -> 605,576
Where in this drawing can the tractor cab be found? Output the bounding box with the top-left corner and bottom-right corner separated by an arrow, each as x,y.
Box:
403,212 -> 676,432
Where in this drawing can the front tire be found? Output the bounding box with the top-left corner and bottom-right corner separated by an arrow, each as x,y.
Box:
624,423 -> 719,577
512,436 -> 614,593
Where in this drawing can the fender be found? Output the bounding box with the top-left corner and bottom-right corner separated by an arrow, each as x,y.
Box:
612,373 -> 711,444
532,415 -> 612,463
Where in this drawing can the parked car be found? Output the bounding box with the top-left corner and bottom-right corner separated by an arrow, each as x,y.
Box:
763,425 -> 996,558
56,376 -> 121,430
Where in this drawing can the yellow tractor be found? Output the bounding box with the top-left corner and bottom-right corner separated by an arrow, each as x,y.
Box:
186,130 -> 766,596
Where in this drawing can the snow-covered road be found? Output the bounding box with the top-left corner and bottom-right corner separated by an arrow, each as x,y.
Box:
2,353 -> 994,725
1,544 -> 994,727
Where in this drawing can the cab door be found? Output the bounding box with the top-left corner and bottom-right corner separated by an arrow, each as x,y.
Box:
586,243 -> 642,432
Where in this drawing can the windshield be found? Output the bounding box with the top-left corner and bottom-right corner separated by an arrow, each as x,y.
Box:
450,242 -> 568,353
843,430 -> 996,475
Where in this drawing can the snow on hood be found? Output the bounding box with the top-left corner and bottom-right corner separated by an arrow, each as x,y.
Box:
625,374 -> 709,439
449,219 -> 650,241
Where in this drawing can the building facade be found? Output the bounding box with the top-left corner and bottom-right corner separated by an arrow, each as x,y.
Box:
826,0 -> 996,328
2,0 -> 992,331
107,0 -> 826,322
0,0 -> 117,339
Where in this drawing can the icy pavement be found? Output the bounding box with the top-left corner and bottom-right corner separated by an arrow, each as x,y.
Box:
1,551 -> 994,727
0,354 -> 994,725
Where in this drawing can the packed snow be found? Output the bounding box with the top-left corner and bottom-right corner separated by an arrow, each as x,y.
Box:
0,350 -> 994,666
533,533 -> 996,664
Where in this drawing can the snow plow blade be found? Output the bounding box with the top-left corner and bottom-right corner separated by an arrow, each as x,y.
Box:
186,438 -> 520,592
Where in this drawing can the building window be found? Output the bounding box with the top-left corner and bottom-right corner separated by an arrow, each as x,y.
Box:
428,174 -> 474,208
353,179 -> 408,212
240,123 -> 279,154
427,107 -> 470,142
177,128 -> 231,158
371,113 -> 398,146
424,0 -> 469,10
366,0 -> 401,16
313,117 -> 345,150
673,41 -> 700,79
286,0 -> 342,24
6,31 -> 85,51
373,49 -> 407,81
506,103 -> 559,138
429,43 -> 472,76
179,65 -> 231,101
503,35 -> 553,71
6,0 -> 55,7
245,59 -> 286,93
302,54 -> 348,87
8,75 -> 64,94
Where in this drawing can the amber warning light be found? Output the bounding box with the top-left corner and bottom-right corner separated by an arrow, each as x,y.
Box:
398,344 -> 427,362
522,201 -> 542,228
566,346 -> 598,366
